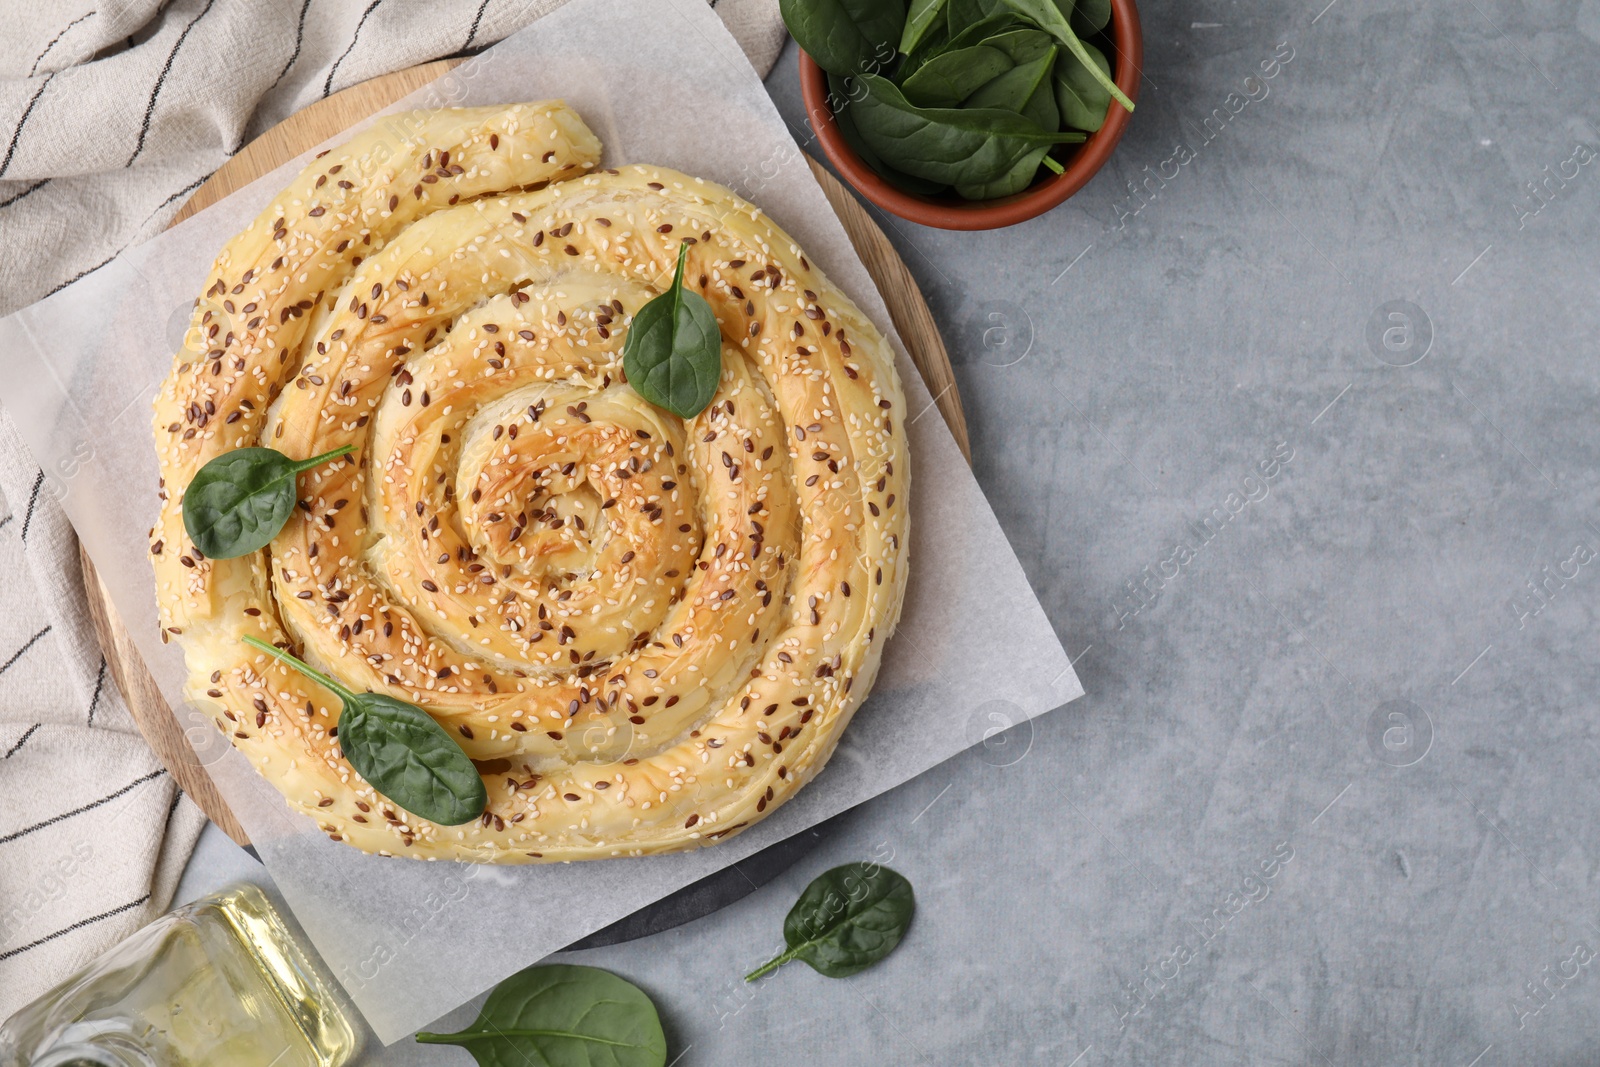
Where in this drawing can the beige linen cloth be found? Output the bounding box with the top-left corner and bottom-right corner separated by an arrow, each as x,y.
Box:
0,0 -> 784,1019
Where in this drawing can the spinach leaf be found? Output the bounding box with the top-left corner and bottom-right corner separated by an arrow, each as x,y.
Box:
1023,57 -> 1062,129
999,0 -> 1133,112
1071,0 -> 1111,35
965,38 -> 1059,130
939,10 -> 1026,53
622,242 -> 722,420
899,0 -> 949,54
900,16 -> 950,72
955,34 -> 1065,201
417,964 -> 666,1067
945,0 -> 1010,36
852,74 -> 1080,185
780,0 -> 906,77
901,11 -> 1014,78
745,863 -> 915,980
978,25 -> 1057,63
900,44 -> 1013,108
954,144 -> 1054,199
182,445 -> 352,560
242,635 -> 486,826
828,73 -> 950,196
1053,38 -> 1112,131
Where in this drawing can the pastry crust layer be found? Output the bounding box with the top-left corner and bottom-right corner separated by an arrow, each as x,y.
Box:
151,103 -> 909,863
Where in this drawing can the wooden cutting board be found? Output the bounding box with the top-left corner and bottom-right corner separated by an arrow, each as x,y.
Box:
79,58 -> 970,846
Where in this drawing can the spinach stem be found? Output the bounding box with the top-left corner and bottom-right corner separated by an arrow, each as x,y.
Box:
242,634 -> 359,705
290,444 -> 355,473
1002,0 -> 1133,112
744,945 -> 804,982
668,240 -> 689,321
1054,23 -> 1133,112
416,1028 -> 642,1046
1042,155 -> 1064,174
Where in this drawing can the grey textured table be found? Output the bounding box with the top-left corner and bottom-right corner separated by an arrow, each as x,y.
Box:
178,8 -> 1600,1062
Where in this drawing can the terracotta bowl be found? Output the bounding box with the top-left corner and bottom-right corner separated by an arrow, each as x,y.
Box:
797,0 -> 1143,230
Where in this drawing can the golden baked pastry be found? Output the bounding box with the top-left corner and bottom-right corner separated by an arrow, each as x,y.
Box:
150,103 -> 910,863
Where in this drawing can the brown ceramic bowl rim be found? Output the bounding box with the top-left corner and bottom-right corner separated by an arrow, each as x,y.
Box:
798,0 -> 1144,230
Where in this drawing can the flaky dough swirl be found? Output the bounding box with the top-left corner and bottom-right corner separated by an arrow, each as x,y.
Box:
151,103 -> 909,863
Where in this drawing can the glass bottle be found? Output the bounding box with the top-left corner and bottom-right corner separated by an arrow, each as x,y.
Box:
0,883 -> 361,1067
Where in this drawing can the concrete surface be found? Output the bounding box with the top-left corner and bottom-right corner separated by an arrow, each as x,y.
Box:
178,2 -> 1600,1061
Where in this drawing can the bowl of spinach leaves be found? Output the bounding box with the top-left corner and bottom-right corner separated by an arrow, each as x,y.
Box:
789,0 -> 1141,229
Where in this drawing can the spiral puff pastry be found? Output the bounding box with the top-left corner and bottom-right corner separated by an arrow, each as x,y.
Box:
150,103 -> 909,863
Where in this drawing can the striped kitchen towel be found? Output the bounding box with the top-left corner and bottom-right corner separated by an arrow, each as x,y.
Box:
0,0 -> 784,1019
0,411 -> 207,1018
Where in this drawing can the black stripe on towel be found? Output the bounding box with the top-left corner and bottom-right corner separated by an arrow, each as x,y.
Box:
0,894 -> 151,962
30,10 -> 98,76
0,179 -> 49,211
3,724 -> 40,759
464,0 -> 492,48
0,626 -> 51,677
19,470 -> 44,540
0,768 -> 167,846
127,0 -> 218,167
270,0 -> 315,91
323,0 -> 383,97
0,73 -> 57,178
87,657 -> 107,726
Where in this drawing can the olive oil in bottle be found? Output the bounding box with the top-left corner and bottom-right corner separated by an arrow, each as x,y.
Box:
0,883 -> 361,1067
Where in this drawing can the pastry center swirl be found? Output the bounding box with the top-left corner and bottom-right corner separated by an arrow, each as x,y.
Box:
269,266 -> 800,769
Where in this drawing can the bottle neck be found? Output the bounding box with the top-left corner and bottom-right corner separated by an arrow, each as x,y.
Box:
29,1043 -> 152,1067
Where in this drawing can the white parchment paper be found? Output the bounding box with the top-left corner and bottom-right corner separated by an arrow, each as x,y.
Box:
0,0 -> 1082,1041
